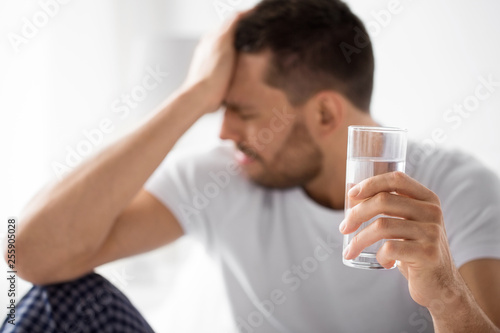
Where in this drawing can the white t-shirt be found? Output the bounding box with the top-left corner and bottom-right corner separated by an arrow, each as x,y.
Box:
144,141 -> 500,333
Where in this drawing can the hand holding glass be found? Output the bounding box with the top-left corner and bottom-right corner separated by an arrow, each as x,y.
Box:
343,126 -> 407,270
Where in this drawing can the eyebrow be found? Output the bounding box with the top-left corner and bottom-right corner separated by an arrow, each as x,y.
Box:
222,101 -> 255,113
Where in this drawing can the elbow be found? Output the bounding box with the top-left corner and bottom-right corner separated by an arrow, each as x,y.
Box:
3,246 -> 33,285
3,217 -> 40,283
1,234 -> 33,281
2,215 -> 95,285
2,230 -> 50,285
4,239 -> 95,286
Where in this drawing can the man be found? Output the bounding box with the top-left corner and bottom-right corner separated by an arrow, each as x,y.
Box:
5,0 -> 500,332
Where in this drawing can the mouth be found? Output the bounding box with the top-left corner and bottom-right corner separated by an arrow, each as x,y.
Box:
235,145 -> 259,165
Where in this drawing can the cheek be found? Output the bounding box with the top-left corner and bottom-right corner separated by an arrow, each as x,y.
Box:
252,123 -> 292,156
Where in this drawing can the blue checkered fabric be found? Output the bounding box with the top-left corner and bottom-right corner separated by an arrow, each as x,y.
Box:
1,272 -> 155,333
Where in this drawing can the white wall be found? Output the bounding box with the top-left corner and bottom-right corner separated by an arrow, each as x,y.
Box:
0,0 -> 499,332
353,0 -> 500,172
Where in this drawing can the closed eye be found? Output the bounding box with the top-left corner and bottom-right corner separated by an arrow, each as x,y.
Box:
224,106 -> 257,121
239,113 -> 256,120
222,101 -> 257,120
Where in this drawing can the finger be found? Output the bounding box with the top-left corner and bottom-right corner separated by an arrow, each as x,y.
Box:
221,8 -> 253,34
204,9 -> 251,42
376,240 -> 421,269
344,218 -> 422,260
349,171 -> 440,204
397,260 -> 409,280
341,192 -> 438,234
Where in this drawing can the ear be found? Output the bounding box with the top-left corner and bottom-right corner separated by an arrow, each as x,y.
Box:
308,91 -> 344,138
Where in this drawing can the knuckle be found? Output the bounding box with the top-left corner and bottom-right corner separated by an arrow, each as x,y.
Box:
421,243 -> 439,260
376,192 -> 390,205
392,171 -> 405,183
384,240 -> 398,255
374,217 -> 389,232
350,235 -> 361,249
348,205 -> 358,220
427,203 -> 443,218
362,177 -> 374,190
429,190 -> 441,205
425,223 -> 442,241
375,251 -> 385,264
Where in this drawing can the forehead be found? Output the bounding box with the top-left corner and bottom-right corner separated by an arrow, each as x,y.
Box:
225,51 -> 287,109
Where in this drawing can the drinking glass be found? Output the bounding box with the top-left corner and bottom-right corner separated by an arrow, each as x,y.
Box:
343,126 -> 407,269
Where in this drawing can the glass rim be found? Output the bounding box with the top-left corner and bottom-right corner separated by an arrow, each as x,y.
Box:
348,125 -> 407,133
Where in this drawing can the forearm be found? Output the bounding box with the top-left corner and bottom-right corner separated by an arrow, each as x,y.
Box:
12,85 -> 208,282
431,278 -> 500,333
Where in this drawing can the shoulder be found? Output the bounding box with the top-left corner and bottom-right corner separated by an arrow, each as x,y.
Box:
406,141 -> 500,195
408,143 -> 500,267
158,142 -> 262,200
407,140 -> 500,209
165,142 -> 237,172
155,142 -> 241,185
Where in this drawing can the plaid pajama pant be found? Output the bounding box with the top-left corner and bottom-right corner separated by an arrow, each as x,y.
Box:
0,272 -> 155,333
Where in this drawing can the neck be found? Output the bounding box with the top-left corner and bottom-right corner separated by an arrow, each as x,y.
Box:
303,111 -> 378,210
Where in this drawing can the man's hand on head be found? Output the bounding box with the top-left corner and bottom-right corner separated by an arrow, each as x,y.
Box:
181,11 -> 250,114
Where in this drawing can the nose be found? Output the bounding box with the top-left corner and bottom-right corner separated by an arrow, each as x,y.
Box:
219,110 -> 243,143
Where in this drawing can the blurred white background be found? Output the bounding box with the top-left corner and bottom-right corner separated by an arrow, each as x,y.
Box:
0,0 -> 499,332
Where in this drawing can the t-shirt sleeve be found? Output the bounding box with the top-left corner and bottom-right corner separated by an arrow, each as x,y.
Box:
143,145 -> 242,252
430,152 -> 500,268
143,150 -> 208,245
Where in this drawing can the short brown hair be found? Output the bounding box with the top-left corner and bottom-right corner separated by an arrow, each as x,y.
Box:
235,0 -> 374,112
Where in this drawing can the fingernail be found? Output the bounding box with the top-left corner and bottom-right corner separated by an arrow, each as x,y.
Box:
343,244 -> 350,259
348,185 -> 360,197
339,219 -> 346,233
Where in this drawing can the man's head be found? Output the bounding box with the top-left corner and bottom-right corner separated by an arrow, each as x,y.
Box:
219,0 -> 374,189
235,0 -> 374,111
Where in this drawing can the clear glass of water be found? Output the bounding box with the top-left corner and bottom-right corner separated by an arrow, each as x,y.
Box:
343,126 -> 407,270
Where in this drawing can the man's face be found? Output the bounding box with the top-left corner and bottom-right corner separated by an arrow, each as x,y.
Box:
219,52 -> 323,188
